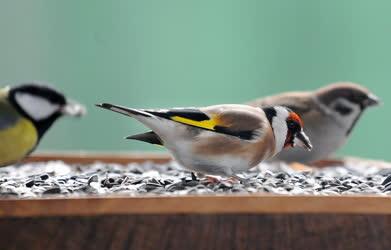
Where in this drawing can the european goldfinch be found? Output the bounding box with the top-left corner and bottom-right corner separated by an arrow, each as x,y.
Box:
96,103 -> 312,178
0,83 -> 86,167
248,82 -> 380,163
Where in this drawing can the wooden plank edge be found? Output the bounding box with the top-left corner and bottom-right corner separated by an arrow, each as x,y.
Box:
24,152 -> 391,168
1,195 -> 391,217
25,152 -> 172,164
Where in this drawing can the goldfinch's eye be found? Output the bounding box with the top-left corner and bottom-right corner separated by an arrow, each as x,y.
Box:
287,120 -> 300,131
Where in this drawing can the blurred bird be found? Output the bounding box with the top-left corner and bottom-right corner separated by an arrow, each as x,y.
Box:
96,103 -> 312,179
0,83 -> 86,167
248,82 -> 380,163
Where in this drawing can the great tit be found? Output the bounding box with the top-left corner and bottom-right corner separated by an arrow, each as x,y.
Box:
0,83 -> 86,167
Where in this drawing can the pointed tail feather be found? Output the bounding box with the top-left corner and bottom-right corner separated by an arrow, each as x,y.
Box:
125,131 -> 163,145
95,103 -> 152,118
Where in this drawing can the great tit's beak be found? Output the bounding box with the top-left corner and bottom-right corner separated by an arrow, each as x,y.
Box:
61,99 -> 87,117
293,130 -> 312,151
364,93 -> 381,107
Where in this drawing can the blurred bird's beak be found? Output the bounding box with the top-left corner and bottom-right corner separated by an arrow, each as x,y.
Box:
364,93 -> 381,107
294,131 -> 312,151
61,99 -> 87,117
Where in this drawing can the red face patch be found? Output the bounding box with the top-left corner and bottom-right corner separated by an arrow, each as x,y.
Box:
283,112 -> 304,149
288,112 -> 303,127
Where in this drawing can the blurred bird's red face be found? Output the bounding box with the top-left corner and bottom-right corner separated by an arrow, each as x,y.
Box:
284,112 -> 312,151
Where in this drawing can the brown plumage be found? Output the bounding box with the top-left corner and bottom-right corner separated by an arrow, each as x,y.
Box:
248,82 -> 380,163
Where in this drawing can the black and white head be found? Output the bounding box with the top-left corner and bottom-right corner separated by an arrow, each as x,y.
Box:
315,82 -> 380,134
263,106 -> 312,153
7,83 -> 86,137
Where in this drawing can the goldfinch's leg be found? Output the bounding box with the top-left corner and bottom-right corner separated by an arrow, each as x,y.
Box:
229,174 -> 247,184
202,175 -> 222,184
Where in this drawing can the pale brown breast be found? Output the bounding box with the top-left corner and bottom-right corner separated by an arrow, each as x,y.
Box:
192,121 -> 276,167
248,125 -> 276,166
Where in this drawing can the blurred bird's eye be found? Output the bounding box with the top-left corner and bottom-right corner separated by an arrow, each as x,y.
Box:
334,102 -> 352,115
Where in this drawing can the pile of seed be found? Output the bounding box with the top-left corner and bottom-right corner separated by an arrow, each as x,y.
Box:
0,160 -> 391,198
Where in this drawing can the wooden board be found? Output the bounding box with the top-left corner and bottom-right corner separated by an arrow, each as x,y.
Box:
1,214 -> 390,250
1,195 -> 391,218
2,152 -> 391,250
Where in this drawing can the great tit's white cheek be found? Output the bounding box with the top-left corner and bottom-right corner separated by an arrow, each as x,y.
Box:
15,93 -> 60,121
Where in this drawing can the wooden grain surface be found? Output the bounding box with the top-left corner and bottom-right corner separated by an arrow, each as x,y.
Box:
2,153 -> 391,249
0,214 -> 390,250
25,151 -> 172,164
1,195 -> 391,217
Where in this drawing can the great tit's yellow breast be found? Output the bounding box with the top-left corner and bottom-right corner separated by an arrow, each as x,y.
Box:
0,117 -> 38,166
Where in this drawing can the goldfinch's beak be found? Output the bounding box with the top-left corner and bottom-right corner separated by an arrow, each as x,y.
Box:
293,130 -> 312,151
61,99 -> 87,117
364,93 -> 381,107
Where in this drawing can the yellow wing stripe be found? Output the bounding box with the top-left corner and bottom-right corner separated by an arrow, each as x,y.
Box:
171,116 -> 218,130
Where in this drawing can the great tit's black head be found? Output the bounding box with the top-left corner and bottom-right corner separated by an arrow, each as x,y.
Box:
9,84 -> 66,121
316,82 -> 380,113
7,83 -> 86,137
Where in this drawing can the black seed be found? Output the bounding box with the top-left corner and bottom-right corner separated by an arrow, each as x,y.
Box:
164,180 -> 173,185
40,174 -> 49,180
276,173 -> 288,180
320,181 -> 329,186
130,178 -> 144,185
343,183 -> 352,189
383,183 -> 391,192
103,183 -> 113,188
191,172 -> 198,181
25,180 -> 35,188
88,175 -> 99,185
337,186 -> 350,191
149,178 -> 160,185
43,187 -> 61,194
145,183 -> 161,191
381,175 -> 391,186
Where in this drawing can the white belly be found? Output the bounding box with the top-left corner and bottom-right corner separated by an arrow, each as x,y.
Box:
167,140 -> 251,176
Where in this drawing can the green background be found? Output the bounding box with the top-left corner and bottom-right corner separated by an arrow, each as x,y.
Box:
0,1 -> 388,160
